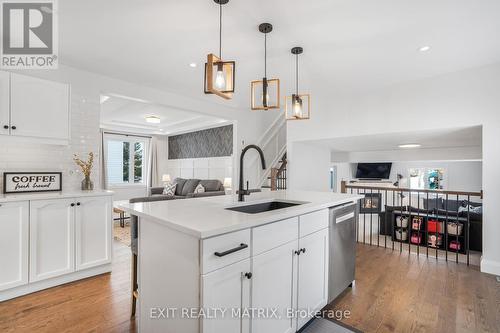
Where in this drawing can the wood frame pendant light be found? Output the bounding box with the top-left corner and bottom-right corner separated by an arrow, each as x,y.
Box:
285,46 -> 310,120
251,23 -> 280,110
204,0 -> 235,100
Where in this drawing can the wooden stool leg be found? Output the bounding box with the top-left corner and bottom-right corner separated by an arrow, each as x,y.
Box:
131,253 -> 138,317
120,212 -> 125,228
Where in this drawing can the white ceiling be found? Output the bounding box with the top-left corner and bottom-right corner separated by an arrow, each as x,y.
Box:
60,1 -> 500,108
311,126 -> 482,152
100,94 -> 228,135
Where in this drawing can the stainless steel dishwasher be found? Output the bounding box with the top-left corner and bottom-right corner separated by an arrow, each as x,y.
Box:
328,202 -> 358,303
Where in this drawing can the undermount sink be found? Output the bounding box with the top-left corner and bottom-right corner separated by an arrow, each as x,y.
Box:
225,200 -> 304,214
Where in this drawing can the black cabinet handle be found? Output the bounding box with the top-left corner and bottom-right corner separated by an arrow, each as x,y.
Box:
301,248 -> 306,254
3,125 -> 8,129
244,272 -> 252,279
214,243 -> 248,257
71,203 -> 75,207
11,126 -> 16,130
76,202 -> 81,206
294,250 -> 301,255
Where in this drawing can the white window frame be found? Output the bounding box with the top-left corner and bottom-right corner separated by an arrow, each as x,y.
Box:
103,133 -> 150,189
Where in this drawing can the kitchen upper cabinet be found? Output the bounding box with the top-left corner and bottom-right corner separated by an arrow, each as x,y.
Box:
297,228 -> 329,330
252,241 -> 298,333
0,201 -> 29,291
201,259 -> 251,333
75,196 -> 112,270
0,71 -> 9,136
10,73 -> 70,142
30,198 -> 75,282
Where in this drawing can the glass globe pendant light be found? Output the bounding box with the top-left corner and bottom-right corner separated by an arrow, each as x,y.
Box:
286,46 -> 310,120
251,23 -> 280,110
204,0 -> 235,100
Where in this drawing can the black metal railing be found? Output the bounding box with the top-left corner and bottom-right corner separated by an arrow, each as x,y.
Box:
341,181 -> 483,266
270,153 -> 287,190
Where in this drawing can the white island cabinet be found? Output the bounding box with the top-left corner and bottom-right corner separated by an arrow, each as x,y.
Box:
120,190 -> 362,333
0,191 -> 113,301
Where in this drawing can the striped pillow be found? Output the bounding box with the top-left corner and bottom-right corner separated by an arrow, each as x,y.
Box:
163,183 -> 177,196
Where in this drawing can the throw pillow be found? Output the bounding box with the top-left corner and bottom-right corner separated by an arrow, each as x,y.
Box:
194,183 -> 205,194
163,183 -> 177,196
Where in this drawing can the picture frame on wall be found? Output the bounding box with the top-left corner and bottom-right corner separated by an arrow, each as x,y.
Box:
3,172 -> 62,194
359,192 -> 382,214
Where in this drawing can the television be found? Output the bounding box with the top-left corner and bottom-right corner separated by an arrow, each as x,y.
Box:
355,163 -> 392,180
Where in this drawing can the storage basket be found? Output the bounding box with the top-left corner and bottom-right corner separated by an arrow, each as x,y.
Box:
449,240 -> 461,251
412,217 -> 423,230
427,220 -> 443,233
395,228 -> 408,241
447,222 -> 463,236
396,216 -> 408,228
410,233 -> 422,244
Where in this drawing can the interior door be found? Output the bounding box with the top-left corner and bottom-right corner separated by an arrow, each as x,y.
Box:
201,259 -> 251,333
30,198 -> 75,282
0,71 -> 10,136
0,201 -> 29,291
297,228 -> 329,330
251,241 -> 298,333
10,73 -> 70,141
75,196 -> 112,271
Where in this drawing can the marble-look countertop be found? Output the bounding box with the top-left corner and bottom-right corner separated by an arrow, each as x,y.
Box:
119,190 -> 363,239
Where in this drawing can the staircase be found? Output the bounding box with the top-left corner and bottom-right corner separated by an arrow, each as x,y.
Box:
261,152 -> 287,190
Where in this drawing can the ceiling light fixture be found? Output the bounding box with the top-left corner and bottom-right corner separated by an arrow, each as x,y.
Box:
204,0 -> 235,100
419,45 -> 431,52
189,63 -> 197,68
398,143 -> 421,148
145,116 -> 161,124
286,47 -> 310,120
251,23 -> 280,111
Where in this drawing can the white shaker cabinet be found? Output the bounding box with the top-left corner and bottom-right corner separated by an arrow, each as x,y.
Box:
75,196 -> 113,270
201,259 -> 251,333
0,71 -> 9,136
29,198 -> 76,282
10,73 -> 70,142
0,201 -> 29,291
296,228 -> 329,330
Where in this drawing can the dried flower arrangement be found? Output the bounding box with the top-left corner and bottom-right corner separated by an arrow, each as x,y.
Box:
73,152 -> 95,190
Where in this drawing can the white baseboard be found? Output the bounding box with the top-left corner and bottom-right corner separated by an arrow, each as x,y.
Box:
480,257 -> 500,276
0,264 -> 112,301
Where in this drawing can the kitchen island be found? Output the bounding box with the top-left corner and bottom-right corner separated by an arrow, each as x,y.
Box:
119,190 -> 362,333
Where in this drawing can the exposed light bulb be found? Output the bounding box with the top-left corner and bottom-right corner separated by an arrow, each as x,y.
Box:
215,69 -> 226,90
261,92 -> 270,105
292,95 -> 303,118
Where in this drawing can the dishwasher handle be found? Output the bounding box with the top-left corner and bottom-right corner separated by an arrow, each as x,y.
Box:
336,212 -> 355,224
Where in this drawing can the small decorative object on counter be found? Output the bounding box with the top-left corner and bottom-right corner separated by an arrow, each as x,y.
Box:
73,152 -> 94,190
447,222 -> 463,236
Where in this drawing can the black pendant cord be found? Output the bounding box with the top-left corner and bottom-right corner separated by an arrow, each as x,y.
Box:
219,2 -> 222,59
264,33 -> 267,78
295,53 -> 299,95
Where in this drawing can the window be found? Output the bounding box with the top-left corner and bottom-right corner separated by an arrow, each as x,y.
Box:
104,134 -> 149,187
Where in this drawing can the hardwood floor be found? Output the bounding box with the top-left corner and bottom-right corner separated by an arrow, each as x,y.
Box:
0,240 -> 136,333
1,241 -> 498,333
327,243 -> 500,333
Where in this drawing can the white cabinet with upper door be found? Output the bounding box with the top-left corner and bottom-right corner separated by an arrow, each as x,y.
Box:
0,71 -> 70,144
0,71 -> 9,137
29,198 -> 76,282
0,201 -> 29,291
75,196 -> 113,270
201,259 -> 251,333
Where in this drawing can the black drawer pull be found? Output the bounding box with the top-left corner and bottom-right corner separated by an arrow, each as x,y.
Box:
3,125 -> 8,129
11,126 -> 16,130
214,243 -> 248,257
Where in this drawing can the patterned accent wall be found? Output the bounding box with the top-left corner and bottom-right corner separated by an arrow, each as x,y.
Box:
168,125 -> 233,159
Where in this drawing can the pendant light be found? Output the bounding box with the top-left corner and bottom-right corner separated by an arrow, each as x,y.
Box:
285,47 -> 310,120
204,0 -> 235,100
251,23 -> 280,110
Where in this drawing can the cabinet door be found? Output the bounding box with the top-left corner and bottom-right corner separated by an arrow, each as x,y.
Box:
30,198 -> 75,282
75,196 -> 112,270
297,228 -> 329,329
0,201 -> 29,291
0,71 -> 9,136
252,241 -> 298,333
201,259 -> 251,333
10,73 -> 70,141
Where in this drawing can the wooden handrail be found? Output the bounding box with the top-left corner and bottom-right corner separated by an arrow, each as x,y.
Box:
340,180 -> 482,198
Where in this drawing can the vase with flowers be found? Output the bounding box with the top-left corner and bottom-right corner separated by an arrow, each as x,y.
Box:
73,152 -> 94,190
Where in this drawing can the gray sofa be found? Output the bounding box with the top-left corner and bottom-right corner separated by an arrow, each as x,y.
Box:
132,178 -> 226,203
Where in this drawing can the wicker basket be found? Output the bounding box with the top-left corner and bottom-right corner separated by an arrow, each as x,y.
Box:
447,222 -> 463,236
396,216 -> 408,228
395,228 -> 408,241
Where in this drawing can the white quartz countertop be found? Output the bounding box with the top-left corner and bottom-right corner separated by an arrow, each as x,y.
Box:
0,190 -> 114,203
119,190 -> 363,239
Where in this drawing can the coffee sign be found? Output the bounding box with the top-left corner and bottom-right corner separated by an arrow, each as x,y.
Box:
3,172 -> 62,194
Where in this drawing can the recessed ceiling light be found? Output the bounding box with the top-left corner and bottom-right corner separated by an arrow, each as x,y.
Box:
145,115 -> 161,124
189,63 -> 197,68
399,143 -> 422,149
419,46 -> 431,52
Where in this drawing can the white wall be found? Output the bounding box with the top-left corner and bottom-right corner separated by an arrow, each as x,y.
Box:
287,63 -> 500,275
288,142 -> 331,192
